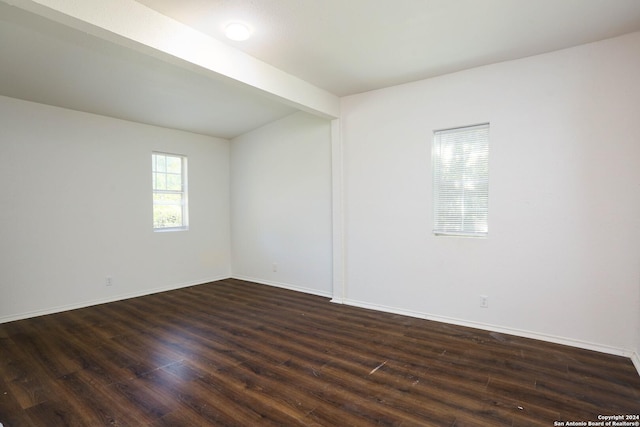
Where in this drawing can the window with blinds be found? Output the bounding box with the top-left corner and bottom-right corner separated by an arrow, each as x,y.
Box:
152,152 -> 188,231
432,123 -> 489,237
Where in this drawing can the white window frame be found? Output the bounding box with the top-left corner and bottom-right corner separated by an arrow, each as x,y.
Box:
432,123 -> 489,237
152,152 -> 188,232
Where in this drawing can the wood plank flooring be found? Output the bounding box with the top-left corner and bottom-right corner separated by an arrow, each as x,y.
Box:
0,278 -> 638,426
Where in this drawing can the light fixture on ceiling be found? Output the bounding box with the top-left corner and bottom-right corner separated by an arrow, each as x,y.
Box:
224,22 -> 252,41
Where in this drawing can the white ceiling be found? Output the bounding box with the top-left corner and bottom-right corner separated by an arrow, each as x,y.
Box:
0,2 -> 297,139
136,0 -> 640,96
2,0 -> 640,138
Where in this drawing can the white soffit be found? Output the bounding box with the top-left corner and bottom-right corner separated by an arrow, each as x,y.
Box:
0,2 -> 302,138
1,0 -> 340,121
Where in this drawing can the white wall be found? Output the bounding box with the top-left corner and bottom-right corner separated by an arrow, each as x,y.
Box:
636,277 -> 640,367
635,293 -> 640,371
0,96 -> 231,322
340,32 -> 640,354
231,112 -> 333,297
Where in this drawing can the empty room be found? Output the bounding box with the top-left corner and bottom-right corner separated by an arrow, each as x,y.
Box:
1,0 -> 639,425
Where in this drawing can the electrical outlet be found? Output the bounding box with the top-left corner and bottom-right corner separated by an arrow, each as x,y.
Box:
480,295 -> 488,308
106,276 -> 113,287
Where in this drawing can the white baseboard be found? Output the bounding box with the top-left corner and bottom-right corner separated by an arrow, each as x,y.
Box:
0,275 -> 230,324
631,352 -> 640,377
231,275 -> 333,299
337,298 -> 634,359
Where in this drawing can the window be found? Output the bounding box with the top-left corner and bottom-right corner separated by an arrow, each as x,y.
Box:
152,152 -> 188,231
432,123 -> 489,237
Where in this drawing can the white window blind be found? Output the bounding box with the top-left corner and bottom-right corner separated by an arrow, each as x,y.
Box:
432,123 -> 489,237
152,152 -> 188,231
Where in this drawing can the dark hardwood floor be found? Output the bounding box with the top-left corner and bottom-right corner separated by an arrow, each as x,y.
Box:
0,279 -> 638,426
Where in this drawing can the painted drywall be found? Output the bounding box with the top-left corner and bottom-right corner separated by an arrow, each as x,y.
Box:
0,96 -> 231,322
231,112 -> 333,297
635,295 -> 640,373
340,32 -> 640,354
636,278 -> 640,371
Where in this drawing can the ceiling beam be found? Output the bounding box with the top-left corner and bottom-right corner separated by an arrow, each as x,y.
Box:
2,0 -> 340,119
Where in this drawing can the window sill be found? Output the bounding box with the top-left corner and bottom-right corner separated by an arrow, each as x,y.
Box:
433,231 -> 487,238
154,226 -> 189,233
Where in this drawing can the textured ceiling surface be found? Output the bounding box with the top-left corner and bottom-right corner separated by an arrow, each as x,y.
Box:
136,0 -> 640,96
0,2 -> 297,139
